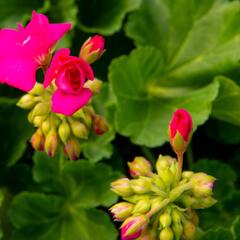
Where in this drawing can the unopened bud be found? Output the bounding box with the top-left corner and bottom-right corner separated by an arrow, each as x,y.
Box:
41,118 -> 51,136
32,115 -> 47,127
64,138 -> 81,160
159,209 -> 172,228
172,222 -> 183,240
190,172 -> 215,198
84,78 -> 103,94
79,35 -> 105,64
191,196 -> 217,209
109,202 -> 134,221
29,82 -> 45,95
130,177 -> 152,194
133,198 -> 151,214
159,227 -> 174,240
182,171 -> 194,179
58,121 -> 71,143
44,129 -> 59,157
168,109 -> 193,156
17,94 -> 36,109
69,119 -> 89,139
32,102 -> 50,117
31,128 -> 45,151
183,220 -> 196,240
121,215 -> 148,239
128,156 -> 152,178
172,209 -> 182,224
93,114 -> 108,135
111,178 -> 133,197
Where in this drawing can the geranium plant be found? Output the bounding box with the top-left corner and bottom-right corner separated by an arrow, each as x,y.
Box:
0,0 -> 239,240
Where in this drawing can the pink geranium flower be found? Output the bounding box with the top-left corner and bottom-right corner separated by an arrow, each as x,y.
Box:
44,48 -> 94,116
0,11 -> 71,91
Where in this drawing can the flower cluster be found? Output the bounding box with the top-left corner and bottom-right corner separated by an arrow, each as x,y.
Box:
110,109 -> 216,240
1,11 -> 107,159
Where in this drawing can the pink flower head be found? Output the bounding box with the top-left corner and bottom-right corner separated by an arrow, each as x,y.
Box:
44,48 -> 94,116
0,11 -> 71,92
79,35 -> 105,64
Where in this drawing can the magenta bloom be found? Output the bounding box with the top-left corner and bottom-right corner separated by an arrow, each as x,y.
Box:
0,11 -> 71,92
44,48 -> 94,116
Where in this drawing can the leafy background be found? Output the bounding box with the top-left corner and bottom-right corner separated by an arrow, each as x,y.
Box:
0,0 -> 240,239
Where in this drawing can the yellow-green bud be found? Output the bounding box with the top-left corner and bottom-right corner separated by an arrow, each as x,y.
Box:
154,176 -> 166,190
160,168 -> 174,186
172,209 -> 182,224
172,222 -> 183,240
156,155 -> 175,172
130,177 -> 152,194
128,156 -> 153,178
41,118 -> 51,136
32,115 -> 47,127
133,198 -> 151,214
28,82 -> 45,95
191,196 -> 217,209
109,202 -> 134,221
17,94 -> 36,109
159,210 -> 172,228
32,102 -> 50,117
111,178 -> 133,197
69,119 -> 89,139
44,129 -> 59,157
58,121 -> 71,143
182,171 -> 194,179
84,78 -> 103,94
159,227 -> 174,240
64,138 -> 81,160
183,220 -> 196,240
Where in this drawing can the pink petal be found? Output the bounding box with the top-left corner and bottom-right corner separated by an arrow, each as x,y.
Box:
44,48 -> 70,88
52,88 -> 92,116
0,58 -> 38,91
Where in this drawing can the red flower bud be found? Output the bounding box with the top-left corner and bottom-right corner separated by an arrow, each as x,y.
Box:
168,109 -> 193,155
79,35 -> 105,64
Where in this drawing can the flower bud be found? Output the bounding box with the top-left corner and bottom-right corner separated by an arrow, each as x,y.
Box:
182,171 -> 194,179
156,155 -> 177,177
137,229 -> 156,240
172,209 -> 182,224
128,156 -> 152,178
190,172 -> 215,198
191,196 -> 217,209
133,198 -> 151,214
79,35 -> 105,64
121,215 -> 148,240
69,119 -> 89,139
58,121 -> 71,143
31,128 -> 45,151
168,109 -> 193,155
159,227 -> 174,240
32,102 -> 50,117
172,222 -> 183,240
17,94 -> 36,109
159,210 -> 172,228
64,138 -> 81,160
111,178 -> 133,197
44,129 -> 59,157
93,114 -> 108,135
28,82 -> 45,95
130,177 -> 152,194
109,202 -> 134,221
41,118 -> 51,136
84,78 -> 103,94
32,115 -> 47,127
183,220 -> 196,240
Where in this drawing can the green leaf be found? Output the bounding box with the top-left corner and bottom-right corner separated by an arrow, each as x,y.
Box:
33,152 -> 118,207
200,228 -> 234,240
9,153 -> 119,240
233,216 -> 240,240
109,47 -> 219,147
125,0 -> 240,87
212,76 -> 240,126
0,0 -> 44,28
0,98 -> 33,166
76,0 -> 141,35
9,193 -> 118,240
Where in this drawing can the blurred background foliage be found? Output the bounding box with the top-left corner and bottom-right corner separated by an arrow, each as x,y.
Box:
0,0 -> 240,239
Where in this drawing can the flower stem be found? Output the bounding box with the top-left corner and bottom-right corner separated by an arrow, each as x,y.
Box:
177,153 -> 183,182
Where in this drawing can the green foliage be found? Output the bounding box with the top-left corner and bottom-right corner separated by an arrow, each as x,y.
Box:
9,153 -> 119,240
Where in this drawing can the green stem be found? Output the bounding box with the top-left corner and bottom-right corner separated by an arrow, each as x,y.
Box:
147,85 -> 191,98
186,145 -> 194,169
177,153 -> 183,182
140,146 -> 156,165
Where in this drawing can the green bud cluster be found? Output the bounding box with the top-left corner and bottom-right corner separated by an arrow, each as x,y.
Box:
17,81 -> 108,160
110,154 -> 216,239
